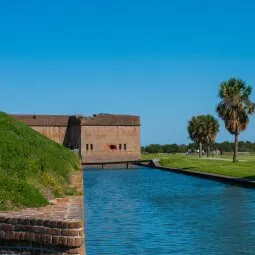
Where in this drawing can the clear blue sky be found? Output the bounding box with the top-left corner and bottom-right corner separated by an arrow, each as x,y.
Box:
1,0 -> 255,145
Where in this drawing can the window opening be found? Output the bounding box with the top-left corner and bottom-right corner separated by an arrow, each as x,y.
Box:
109,145 -> 117,150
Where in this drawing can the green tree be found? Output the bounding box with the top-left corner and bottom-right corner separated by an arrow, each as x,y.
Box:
202,115 -> 220,157
145,144 -> 163,153
187,116 -> 205,157
216,78 -> 255,162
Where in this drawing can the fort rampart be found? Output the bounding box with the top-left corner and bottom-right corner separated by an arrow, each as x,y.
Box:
11,114 -> 141,164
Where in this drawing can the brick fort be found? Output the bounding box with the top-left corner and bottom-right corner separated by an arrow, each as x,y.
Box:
11,113 -> 141,163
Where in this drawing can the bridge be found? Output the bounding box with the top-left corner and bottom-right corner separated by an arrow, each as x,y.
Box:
82,159 -> 152,169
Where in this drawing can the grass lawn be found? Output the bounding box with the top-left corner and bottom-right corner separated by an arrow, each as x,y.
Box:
142,153 -> 255,180
0,112 -> 80,211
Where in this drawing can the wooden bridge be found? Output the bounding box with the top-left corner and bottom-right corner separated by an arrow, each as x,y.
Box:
82,160 -> 152,169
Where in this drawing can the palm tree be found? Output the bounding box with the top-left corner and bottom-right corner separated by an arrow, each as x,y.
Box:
216,78 -> 255,162
187,116 -> 205,157
202,115 -> 220,157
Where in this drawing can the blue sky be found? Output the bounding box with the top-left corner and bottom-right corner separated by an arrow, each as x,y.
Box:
1,0 -> 255,145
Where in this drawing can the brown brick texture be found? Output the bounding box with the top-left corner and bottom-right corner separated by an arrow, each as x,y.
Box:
0,197 -> 85,255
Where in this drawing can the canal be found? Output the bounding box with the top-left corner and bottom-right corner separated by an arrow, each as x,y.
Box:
84,167 -> 255,255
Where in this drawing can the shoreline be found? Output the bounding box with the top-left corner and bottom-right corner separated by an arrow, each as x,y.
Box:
137,160 -> 255,189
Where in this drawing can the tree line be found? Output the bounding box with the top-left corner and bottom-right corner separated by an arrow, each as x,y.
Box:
143,78 -> 255,162
187,78 -> 255,162
142,141 -> 255,154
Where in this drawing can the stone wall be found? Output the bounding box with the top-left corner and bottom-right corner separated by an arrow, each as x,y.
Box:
32,126 -> 68,145
81,126 -> 141,163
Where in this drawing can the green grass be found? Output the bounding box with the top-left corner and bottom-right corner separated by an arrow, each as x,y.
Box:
0,112 -> 80,211
142,153 -> 255,180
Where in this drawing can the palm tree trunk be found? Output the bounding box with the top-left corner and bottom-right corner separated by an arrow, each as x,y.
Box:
199,142 -> 202,158
207,145 -> 210,157
233,133 -> 239,162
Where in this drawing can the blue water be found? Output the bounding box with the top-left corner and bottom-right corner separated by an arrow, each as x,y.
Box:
84,168 -> 255,255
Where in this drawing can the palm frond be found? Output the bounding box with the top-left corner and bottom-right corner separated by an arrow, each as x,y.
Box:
217,78 -> 255,135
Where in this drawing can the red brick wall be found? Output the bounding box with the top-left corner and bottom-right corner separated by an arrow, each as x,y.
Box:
81,126 -> 141,163
32,126 -> 68,145
0,196 -> 85,255
19,122 -> 141,164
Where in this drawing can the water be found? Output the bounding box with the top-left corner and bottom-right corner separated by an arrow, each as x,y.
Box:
84,167 -> 255,255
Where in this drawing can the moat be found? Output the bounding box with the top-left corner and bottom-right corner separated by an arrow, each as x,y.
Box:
84,167 -> 255,255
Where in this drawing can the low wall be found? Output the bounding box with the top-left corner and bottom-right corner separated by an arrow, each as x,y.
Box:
0,172 -> 85,255
70,172 -> 83,193
138,160 -> 255,188
0,196 -> 85,255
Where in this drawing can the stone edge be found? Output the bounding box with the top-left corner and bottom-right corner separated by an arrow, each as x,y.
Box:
137,160 -> 255,188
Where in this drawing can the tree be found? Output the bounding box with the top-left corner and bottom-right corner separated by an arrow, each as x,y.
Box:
142,141 -> 255,155
144,144 -> 163,153
218,141 -> 233,152
216,78 -> 255,162
202,115 -> 220,157
187,143 -> 197,152
187,116 -> 205,157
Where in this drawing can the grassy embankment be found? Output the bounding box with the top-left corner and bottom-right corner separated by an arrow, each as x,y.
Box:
142,153 -> 255,180
0,112 -> 80,211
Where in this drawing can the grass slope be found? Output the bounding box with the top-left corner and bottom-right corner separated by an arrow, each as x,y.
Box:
143,153 -> 255,179
0,112 -> 80,211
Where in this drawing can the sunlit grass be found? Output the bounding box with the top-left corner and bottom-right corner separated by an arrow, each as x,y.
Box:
0,112 -> 80,211
142,153 -> 255,179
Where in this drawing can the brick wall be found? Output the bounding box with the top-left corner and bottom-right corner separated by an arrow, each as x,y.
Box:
32,126 -> 68,145
11,114 -> 141,164
81,126 -> 141,163
70,172 -> 83,194
0,197 -> 85,255
0,169 -> 85,255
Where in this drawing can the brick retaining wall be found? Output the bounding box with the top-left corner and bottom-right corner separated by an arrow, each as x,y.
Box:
70,172 -> 83,194
0,171 -> 85,255
0,196 -> 85,255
